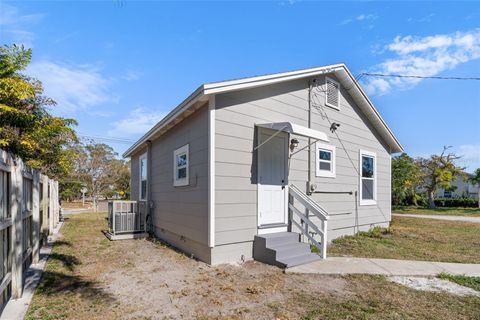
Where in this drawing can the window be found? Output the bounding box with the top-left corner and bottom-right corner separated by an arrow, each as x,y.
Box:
443,190 -> 452,198
139,153 -> 147,200
316,143 -> 336,178
325,77 -> 340,110
360,150 -> 376,205
173,144 -> 189,187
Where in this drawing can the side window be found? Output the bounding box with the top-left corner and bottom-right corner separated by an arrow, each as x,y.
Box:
360,150 -> 376,205
139,153 -> 147,200
325,77 -> 340,110
173,144 -> 189,187
316,143 -> 336,178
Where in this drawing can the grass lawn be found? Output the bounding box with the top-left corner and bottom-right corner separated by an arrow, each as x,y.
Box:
439,273 -> 480,292
328,216 -> 480,263
26,213 -> 480,319
393,206 -> 480,217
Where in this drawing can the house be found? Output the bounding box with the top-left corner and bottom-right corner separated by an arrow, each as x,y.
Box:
436,173 -> 479,199
123,64 -> 403,267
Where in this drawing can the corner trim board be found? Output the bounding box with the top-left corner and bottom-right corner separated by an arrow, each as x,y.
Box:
208,96 -> 216,248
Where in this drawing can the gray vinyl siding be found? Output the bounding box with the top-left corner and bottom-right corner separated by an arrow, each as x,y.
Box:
130,105 -> 210,262
214,75 -> 392,249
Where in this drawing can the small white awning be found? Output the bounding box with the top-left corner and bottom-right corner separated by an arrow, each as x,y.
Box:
257,122 -> 329,142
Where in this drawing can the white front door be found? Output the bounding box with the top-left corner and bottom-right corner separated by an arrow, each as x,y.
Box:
258,129 -> 288,228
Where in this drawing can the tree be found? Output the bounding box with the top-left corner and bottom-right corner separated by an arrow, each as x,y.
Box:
391,153 -> 422,206
72,142 -> 130,209
0,44 -> 78,178
417,146 -> 465,208
75,143 -> 116,211
470,168 -> 480,208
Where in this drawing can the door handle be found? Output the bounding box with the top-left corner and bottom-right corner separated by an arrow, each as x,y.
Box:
282,180 -> 285,189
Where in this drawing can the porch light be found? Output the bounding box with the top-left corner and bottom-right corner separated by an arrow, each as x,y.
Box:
290,138 -> 299,151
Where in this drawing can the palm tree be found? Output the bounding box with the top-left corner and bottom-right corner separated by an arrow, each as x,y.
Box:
470,168 -> 480,208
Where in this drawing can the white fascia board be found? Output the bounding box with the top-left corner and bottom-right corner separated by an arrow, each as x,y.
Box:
336,68 -> 404,153
203,64 -> 345,95
123,86 -> 205,158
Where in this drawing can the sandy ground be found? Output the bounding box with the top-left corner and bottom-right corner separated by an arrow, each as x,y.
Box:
389,276 -> 480,297
97,239 -> 348,319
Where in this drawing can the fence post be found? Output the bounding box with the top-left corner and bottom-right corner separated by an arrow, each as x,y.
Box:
48,179 -> 54,234
41,175 -> 49,241
10,157 -> 23,299
32,170 -> 40,264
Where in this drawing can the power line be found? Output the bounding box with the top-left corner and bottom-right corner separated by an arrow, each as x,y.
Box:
78,134 -> 135,145
360,73 -> 480,81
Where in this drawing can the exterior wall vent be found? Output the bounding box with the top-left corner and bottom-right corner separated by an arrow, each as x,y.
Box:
325,77 -> 340,110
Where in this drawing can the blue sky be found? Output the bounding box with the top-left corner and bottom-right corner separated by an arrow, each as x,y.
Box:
1,1 -> 479,172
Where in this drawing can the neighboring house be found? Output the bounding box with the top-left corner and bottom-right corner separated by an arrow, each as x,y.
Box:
437,174 -> 479,199
123,64 -> 403,267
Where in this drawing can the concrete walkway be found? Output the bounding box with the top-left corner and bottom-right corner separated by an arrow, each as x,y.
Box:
393,213 -> 480,223
1,222 -> 64,320
286,257 -> 480,277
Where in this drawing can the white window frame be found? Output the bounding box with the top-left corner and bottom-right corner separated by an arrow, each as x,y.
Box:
359,149 -> 377,206
325,76 -> 340,110
316,143 -> 336,178
173,144 -> 189,187
139,152 -> 147,200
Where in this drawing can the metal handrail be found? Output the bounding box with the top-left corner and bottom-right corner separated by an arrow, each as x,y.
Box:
289,184 -> 329,221
288,184 -> 328,259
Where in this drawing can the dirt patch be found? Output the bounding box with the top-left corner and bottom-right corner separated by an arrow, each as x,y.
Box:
26,213 -> 480,320
389,276 -> 480,297
101,239 -> 347,319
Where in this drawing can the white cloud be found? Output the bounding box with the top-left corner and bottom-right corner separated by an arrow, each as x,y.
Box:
364,29 -> 480,95
340,14 -> 377,26
27,60 -> 114,115
122,70 -> 140,81
107,107 -> 166,139
0,4 -> 44,47
457,144 -> 480,173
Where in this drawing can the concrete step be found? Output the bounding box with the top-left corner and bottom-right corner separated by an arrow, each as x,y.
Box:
253,231 -> 322,268
254,232 -> 299,247
272,242 -> 311,260
277,252 -> 321,268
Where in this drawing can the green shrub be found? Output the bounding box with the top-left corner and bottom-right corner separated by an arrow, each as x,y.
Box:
434,197 -> 477,208
359,226 -> 392,238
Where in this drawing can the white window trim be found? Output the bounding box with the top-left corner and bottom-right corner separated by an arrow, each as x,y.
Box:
316,142 -> 336,178
359,149 -> 377,206
139,152 -> 147,200
173,144 -> 189,187
325,76 -> 340,110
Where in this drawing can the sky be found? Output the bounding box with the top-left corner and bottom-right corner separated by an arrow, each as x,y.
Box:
1,0 -> 479,172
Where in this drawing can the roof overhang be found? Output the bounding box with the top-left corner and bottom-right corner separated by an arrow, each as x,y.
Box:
257,122 -> 329,142
123,64 -> 403,157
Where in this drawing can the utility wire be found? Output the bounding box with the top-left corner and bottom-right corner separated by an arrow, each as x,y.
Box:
359,73 -> 480,81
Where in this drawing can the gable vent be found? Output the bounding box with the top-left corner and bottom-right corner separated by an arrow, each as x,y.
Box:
325,77 -> 340,109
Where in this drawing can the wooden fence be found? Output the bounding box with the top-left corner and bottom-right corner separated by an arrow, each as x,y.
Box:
0,150 -> 59,311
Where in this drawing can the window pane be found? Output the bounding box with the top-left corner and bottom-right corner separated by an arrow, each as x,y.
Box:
362,156 -> 374,178
140,158 -> 147,180
319,162 -> 331,171
319,150 -> 331,161
141,180 -> 147,199
178,168 -> 187,179
362,179 -> 374,200
177,153 -> 187,167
